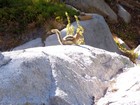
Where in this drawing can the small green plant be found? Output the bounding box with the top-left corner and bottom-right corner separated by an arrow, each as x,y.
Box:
65,12 -> 75,35
122,48 -> 138,63
114,39 -> 138,63
0,1 -> 78,36
65,12 -> 85,45
75,15 -> 85,44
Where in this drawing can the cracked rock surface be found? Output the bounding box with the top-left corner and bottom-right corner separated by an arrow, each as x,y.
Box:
0,45 -> 133,105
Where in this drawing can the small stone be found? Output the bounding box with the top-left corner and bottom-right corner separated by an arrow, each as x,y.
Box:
0,51 -> 4,60
118,4 -> 131,23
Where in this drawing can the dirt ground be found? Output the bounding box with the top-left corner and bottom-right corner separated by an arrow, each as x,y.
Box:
106,0 -> 140,49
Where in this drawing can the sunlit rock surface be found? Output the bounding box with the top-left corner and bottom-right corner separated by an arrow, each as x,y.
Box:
0,45 -> 133,105
97,66 -> 140,105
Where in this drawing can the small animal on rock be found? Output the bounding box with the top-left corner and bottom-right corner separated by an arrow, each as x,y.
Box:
51,29 -> 82,45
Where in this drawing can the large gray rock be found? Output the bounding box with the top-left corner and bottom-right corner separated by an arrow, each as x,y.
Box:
12,38 -> 43,51
0,45 -> 133,105
45,14 -> 121,54
118,4 -> 131,23
64,0 -> 118,23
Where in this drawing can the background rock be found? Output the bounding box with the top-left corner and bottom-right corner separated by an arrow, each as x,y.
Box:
45,14 -> 121,54
64,0 -> 118,23
65,4 -> 80,13
12,38 -> 43,51
118,4 -> 131,23
0,45 -> 133,105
